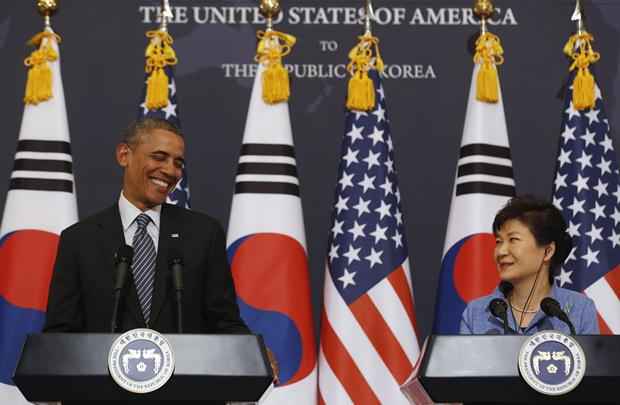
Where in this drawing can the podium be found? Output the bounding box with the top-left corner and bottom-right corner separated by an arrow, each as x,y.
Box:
13,333 -> 273,402
408,335 -> 620,404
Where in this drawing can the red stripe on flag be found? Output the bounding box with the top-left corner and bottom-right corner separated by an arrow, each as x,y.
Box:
350,294 -> 414,384
318,391 -> 326,405
388,266 -> 419,336
604,265 -> 620,300
320,310 -> 380,405
597,313 -> 612,335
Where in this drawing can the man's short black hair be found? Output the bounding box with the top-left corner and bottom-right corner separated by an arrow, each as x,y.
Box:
122,118 -> 183,146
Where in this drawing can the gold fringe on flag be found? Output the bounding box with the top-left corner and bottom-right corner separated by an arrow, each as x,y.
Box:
564,32 -> 600,111
256,30 -> 296,104
145,30 -> 178,110
474,32 -> 504,103
23,31 -> 61,105
346,33 -> 384,112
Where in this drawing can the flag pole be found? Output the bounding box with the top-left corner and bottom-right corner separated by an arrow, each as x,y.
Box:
564,0 -> 599,110
473,0 -> 494,36
160,0 -> 172,32
472,0 -> 503,103
36,0 -> 58,31
571,0 -> 585,35
364,0 -> 374,36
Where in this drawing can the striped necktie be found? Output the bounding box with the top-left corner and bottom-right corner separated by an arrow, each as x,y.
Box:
132,213 -> 156,325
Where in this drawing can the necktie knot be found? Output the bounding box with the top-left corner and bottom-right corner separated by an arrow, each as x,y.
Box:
136,213 -> 151,230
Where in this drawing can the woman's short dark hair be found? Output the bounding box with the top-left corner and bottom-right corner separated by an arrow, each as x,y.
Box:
493,195 -> 572,284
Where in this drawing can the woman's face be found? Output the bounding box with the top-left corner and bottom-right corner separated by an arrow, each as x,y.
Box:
494,219 -> 554,285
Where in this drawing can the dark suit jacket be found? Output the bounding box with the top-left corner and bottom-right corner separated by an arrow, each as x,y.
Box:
44,204 -> 248,404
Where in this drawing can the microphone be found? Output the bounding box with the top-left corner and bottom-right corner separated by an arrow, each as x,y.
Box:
111,245 -> 134,333
541,297 -> 576,335
169,239 -> 184,333
488,298 -> 510,335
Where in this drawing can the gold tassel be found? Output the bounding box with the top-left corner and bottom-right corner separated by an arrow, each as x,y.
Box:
346,34 -> 384,112
256,30 -> 296,104
145,30 -> 178,110
564,32 -> 600,111
23,32 -> 61,105
474,32 -> 504,103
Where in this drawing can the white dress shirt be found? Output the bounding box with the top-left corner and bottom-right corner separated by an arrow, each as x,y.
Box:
118,192 -> 161,253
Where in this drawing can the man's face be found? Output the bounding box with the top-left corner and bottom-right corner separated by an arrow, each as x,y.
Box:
116,128 -> 185,211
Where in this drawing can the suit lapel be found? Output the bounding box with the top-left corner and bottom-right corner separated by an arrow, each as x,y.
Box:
149,204 -> 173,327
97,205 -> 145,327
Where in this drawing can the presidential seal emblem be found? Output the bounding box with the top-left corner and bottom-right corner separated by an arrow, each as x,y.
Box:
518,331 -> 586,396
108,328 -> 175,394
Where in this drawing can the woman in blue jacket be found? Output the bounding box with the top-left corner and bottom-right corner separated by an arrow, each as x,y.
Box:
460,196 -> 599,335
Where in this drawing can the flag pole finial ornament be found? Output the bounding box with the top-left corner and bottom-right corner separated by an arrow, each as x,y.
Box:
256,0 -> 296,104
345,0 -> 384,112
564,0 -> 600,111
143,0 -> 178,110
36,0 -> 57,30
473,0 -> 503,103
159,0 -> 173,33
23,0 -> 61,105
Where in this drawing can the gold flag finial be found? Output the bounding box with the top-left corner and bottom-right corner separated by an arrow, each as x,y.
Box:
259,0 -> 281,32
24,0 -> 61,105
36,0 -> 58,30
143,0 -> 178,110
564,0 -> 600,110
473,0 -> 494,34
256,0 -> 295,104
344,0 -> 384,111
472,0 -> 503,103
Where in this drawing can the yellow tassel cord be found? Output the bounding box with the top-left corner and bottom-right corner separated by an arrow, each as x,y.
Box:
145,30 -> 178,110
256,30 -> 296,104
563,32 -> 600,111
23,32 -> 61,105
474,32 -> 504,103
346,34 -> 384,112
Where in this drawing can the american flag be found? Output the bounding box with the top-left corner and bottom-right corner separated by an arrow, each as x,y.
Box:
318,71 -> 420,404
138,65 -> 191,208
552,77 -> 620,334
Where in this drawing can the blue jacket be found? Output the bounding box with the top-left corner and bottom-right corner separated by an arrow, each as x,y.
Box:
460,285 -> 599,335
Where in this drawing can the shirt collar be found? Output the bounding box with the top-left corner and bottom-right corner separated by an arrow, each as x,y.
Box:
118,191 -> 161,232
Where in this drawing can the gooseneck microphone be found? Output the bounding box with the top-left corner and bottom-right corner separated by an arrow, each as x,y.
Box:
169,241 -> 184,333
541,297 -> 576,335
488,298 -> 510,334
111,245 -> 134,333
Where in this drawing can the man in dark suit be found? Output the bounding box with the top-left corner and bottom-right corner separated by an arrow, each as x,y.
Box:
45,118 -> 248,333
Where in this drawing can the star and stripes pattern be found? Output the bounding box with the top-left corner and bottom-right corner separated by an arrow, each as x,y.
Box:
552,79 -> 620,334
138,66 -> 191,208
318,70 -> 420,405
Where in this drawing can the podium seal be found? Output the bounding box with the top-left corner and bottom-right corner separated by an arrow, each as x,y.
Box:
518,331 -> 586,396
108,328 -> 175,394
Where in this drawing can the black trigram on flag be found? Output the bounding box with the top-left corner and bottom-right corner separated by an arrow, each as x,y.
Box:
10,140 -> 74,193
455,143 -> 515,197
235,143 -> 299,196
